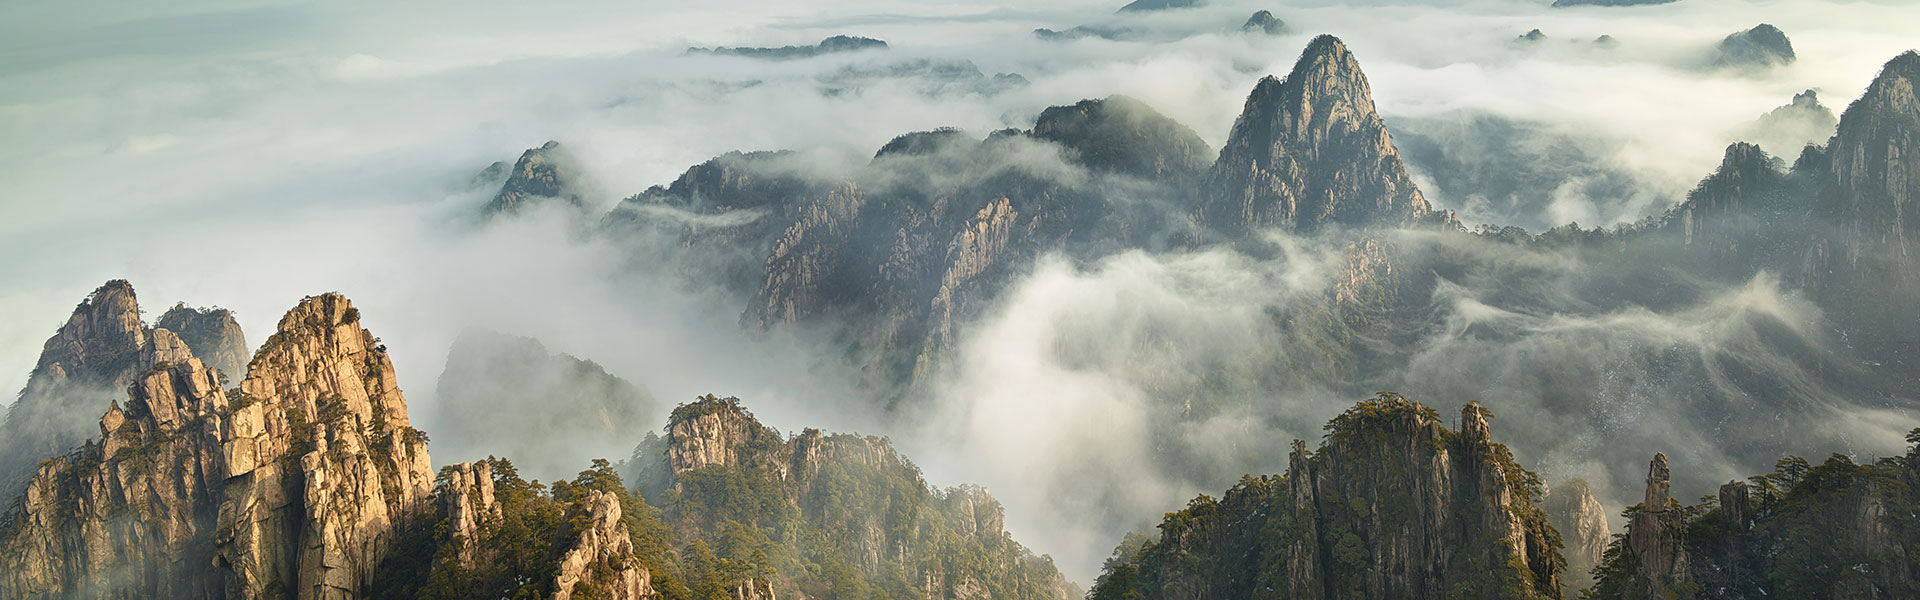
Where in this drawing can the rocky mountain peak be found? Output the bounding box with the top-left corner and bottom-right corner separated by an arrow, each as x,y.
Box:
552,490 -> 656,600
664,394 -> 785,477
33,280 -> 146,378
1197,34 -> 1433,235
1,291 -> 430,599
0,280 -> 238,499
1826,50 -> 1920,259
1620,452 -> 1691,597
1242,10 -> 1285,35
1029,95 -> 1214,182
1092,395 -> 1563,599
156,303 -> 248,383
1714,24 -> 1795,69
484,140 -> 583,216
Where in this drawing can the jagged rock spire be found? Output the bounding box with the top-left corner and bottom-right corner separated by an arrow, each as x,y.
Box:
1197,35 -> 1434,236
0,280 -> 233,498
0,292 -> 431,600
1624,452 -> 1691,597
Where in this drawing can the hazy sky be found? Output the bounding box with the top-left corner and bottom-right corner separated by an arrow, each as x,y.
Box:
2,0 -> 1917,583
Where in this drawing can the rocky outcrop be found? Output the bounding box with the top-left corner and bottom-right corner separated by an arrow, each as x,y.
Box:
1619,454 -> 1691,598
157,304 -> 250,383
664,395 -> 787,479
1544,479 -> 1610,598
215,293 -> 434,600
435,461 -> 499,569
1197,35 -> 1438,236
1714,24 -> 1795,69
1665,143 -> 1799,268
484,141 -> 583,216
552,491 -> 657,600
1242,11 -> 1285,35
645,395 -> 1073,600
1741,89 -> 1838,156
1515,29 -> 1548,44
1030,95 -> 1213,183
0,358 -> 228,599
0,293 -> 430,599
432,330 -> 658,480
0,281 -> 241,500
1090,395 -> 1562,600
1590,445 -> 1920,599
1827,51 -> 1920,261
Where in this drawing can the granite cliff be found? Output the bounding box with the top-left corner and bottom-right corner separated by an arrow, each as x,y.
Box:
0,292 -> 431,599
1588,443 -> 1920,599
1196,35 -> 1442,237
0,281 -> 246,500
484,140 -> 585,216
1088,394 -> 1564,600
626,395 -> 1075,600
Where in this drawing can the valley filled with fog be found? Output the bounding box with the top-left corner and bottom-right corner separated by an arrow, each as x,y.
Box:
3,0 -> 1917,585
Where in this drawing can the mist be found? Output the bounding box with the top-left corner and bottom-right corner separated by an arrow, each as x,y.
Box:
4,0 -> 1919,587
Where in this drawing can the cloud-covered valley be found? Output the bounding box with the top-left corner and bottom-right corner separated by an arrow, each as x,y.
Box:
3,0 -> 1918,585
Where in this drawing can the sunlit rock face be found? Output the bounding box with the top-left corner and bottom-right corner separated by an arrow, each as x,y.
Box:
0,281 -> 245,500
0,293 -> 432,600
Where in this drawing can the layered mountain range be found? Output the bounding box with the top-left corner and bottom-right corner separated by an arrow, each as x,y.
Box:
0,286 -> 1073,600
502,37 -> 1920,502
1,28 -> 1916,599
467,33 -> 1919,595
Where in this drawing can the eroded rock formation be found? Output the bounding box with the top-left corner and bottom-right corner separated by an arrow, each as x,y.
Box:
1198,35 -> 1442,236
1089,395 -> 1563,600
1544,479 -> 1611,598
484,140 -> 584,216
157,303 -> 250,384
0,281 -> 245,500
552,491 -> 657,600
0,293 -> 430,600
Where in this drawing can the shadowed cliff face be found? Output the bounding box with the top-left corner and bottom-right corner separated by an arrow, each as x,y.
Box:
600,94 -> 1216,396
156,304 -> 249,384
1087,396 -> 1563,600
1590,445 -> 1920,599
1543,479 -> 1611,598
1197,35 -> 1439,237
0,292 -> 430,600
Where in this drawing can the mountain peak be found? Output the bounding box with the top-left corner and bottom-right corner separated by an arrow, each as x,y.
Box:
1827,49 -> 1920,259
1029,94 -> 1213,181
1196,35 -> 1431,235
483,140 -> 583,216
